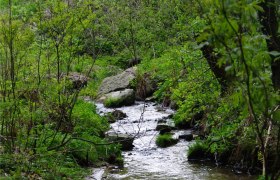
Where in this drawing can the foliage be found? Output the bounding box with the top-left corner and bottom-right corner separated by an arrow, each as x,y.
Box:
188,141 -> 209,160
0,151 -> 89,179
0,0 -> 280,179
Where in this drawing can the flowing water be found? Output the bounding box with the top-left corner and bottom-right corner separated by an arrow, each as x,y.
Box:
88,101 -> 256,180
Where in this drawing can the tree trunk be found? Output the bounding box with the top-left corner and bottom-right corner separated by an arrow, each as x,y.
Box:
259,0 -> 280,89
200,44 -> 230,95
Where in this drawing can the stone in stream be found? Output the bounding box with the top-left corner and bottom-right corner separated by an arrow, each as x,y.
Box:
101,89 -> 135,108
111,110 -> 127,119
178,132 -> 193,141
159,128 -> 172,135
157,114 -> 173,124
145,96 -> 156,102
105,110 -> 127,123
106,132 -> 134,151
157,118 -> 167,124
156,123 -> 176,134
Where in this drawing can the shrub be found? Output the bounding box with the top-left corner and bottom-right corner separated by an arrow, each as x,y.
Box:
72,100 -> 109,136
69,100 -> 122,165
187,141 -> 209,161
156,134 -> 178,148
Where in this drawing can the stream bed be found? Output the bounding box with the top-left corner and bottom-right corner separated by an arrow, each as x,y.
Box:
88,101 -> 256,180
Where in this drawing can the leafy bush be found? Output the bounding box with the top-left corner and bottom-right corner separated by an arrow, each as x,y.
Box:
187,141 -> 209,160
72,99 -> 108,136
156,134 -> 178,148
69,100 -> 123,165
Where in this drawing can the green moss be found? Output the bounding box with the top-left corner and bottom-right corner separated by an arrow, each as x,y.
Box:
104,97 -> 123,108
156,134 -> 178,148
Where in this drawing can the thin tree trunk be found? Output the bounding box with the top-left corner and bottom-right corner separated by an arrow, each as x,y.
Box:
200,44 -> 229,95
259,0 -> 280,90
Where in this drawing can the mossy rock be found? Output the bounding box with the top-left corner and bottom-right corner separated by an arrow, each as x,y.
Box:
156,134 -> 178,148
98,67 -> 136,95
105,110 -> 127,123
156,123 -> 176,131
103,89 -> 135,108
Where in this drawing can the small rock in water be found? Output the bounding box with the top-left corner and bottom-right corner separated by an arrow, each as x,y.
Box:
156,123 -> 176,131
157,117 -> 167,123
179,133 -> 193,141
106,132 -> 134,151
145,96 -> 156,102
167,114 -> 173,118
159,128 -> 172,134
105,110 -> 127,123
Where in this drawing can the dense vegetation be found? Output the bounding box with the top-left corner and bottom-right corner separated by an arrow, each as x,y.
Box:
0,0 -> 279,179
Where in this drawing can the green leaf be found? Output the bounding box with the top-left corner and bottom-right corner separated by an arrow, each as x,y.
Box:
225,65 -> 233,72
269,51 -> 280,57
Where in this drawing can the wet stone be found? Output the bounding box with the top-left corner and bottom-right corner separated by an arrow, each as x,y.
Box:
105,110 -> 128,123
106,132 -> 134,151
178,132 -> 193,141
156,123 -> 176,132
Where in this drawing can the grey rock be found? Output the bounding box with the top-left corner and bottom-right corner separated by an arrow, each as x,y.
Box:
111,110 -> 127,120
98,67 -> 136,96
179,132 -> 193,141
101,89 -> 135,107
106,132 -> 134,151
156,123 -> 176,134
105,110 -> 127,123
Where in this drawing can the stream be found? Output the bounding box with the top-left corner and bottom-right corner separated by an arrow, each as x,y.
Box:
87,101 -> 256,180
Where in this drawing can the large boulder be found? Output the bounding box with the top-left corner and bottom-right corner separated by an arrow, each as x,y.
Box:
98,67 -> 136,96
102,89 -> 135,108
106,132 -> 134,151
